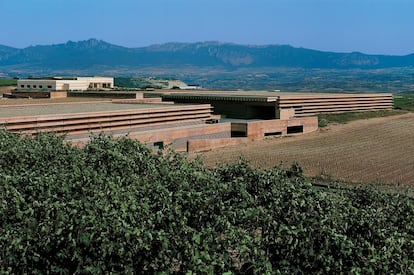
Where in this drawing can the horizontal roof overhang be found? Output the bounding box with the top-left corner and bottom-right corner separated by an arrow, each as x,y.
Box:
162,94 -> 278,103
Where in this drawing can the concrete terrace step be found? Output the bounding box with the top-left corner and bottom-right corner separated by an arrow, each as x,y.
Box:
0,102 -> 213,136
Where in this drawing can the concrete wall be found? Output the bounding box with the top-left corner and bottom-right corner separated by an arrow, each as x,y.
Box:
17,79 -> 89,91
278,93 -> 393,117
17,80 -> 57,90
68,91 -> 143,99
187,137 -> 248,152
187,117 -> 318,152
78,77 -> 114,89
127,123 -> 232,151
50,91 -> 68,99
245,117 -> 318,140
0,103 -> 214,136
10,91 -> 66,98
56,80 -> 90,91
153,90 -> 393,118
277,108 -> 295,120
17,77 -> 114,91
69,122 -> 233,152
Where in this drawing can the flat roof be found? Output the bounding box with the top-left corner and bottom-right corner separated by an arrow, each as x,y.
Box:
146,90 -> 392,102
0,102 -> 198,119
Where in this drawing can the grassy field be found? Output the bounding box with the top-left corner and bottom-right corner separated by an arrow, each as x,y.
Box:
197,113 -> 414,186
316,95 -> 413,127
317,109 -> 406,127
0,78 -> 17,86
394,95 -> 414,111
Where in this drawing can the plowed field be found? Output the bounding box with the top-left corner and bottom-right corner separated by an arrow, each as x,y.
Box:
197,113 -> 414,186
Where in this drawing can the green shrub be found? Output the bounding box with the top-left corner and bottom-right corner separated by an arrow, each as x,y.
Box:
0,130 -> 413,273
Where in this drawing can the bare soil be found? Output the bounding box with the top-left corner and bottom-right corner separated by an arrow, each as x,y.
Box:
0,86 -> 15,96
196,113 -> 414,186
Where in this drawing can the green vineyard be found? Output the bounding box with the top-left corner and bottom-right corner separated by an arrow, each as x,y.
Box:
0,129 -> 413,273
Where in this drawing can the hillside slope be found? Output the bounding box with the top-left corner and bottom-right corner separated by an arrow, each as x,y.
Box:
1,39 -> 414,74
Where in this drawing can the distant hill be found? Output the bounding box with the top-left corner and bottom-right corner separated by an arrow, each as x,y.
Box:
0,45 -> 20,62
1,39 -> 414,77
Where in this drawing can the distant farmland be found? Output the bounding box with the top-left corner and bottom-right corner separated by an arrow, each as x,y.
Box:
197,113 -> 414,186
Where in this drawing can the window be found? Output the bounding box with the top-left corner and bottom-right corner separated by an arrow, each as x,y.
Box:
39,85 -> 43,88
47,85 -> 52,89
231,131 -> 247,137
27,85 -> 31,88
20,85 -> 24,88
264,131 -> 282,137
33,85 -> 37,88
287,125 -> 304,134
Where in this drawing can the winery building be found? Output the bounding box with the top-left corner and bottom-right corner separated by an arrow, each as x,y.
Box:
17,77 -> 114,91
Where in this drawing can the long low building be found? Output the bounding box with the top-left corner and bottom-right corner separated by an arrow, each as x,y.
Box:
2,89 -> 391,152
0,100 -> 317,152
146,90 -> 393,119
277,93 -> 393,117
17,77 -> 114,91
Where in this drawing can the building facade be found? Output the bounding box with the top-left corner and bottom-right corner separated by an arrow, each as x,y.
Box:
17,77 -> 114,91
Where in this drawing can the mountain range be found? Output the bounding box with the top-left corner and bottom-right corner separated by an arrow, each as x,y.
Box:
1,39 -> 414,77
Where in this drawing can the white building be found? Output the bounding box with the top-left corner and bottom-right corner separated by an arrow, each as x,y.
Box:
17,77 -> 114,91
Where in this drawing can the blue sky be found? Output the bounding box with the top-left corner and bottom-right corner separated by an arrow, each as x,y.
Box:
1,0 -> 413,55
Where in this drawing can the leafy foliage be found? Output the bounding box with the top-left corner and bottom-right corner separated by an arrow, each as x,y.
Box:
0,130 -> 413,273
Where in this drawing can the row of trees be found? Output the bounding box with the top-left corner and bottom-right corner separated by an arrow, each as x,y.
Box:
1,129 -> 413,273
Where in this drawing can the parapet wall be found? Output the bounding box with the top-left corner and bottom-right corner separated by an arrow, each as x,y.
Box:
187,137 -> 248,152
11,91 -> 67,99
187,117 -> 318,152
128,123 -> 232,151
246,117 -> 318,141
68,91 -> 143,99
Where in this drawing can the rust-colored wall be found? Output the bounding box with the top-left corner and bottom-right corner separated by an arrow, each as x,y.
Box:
246,117 -> 318,140
187,137 -> 248,152
69,119 -> 318,152
288,117 -> 319,134
69,123 -> 232,151
278,108 -> 295,120
50,92 -> 67,99
125,123 -> 232,151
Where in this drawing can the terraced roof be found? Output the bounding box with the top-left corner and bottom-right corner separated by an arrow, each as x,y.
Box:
148,90 -> 392,102
0,102 -> 184,119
